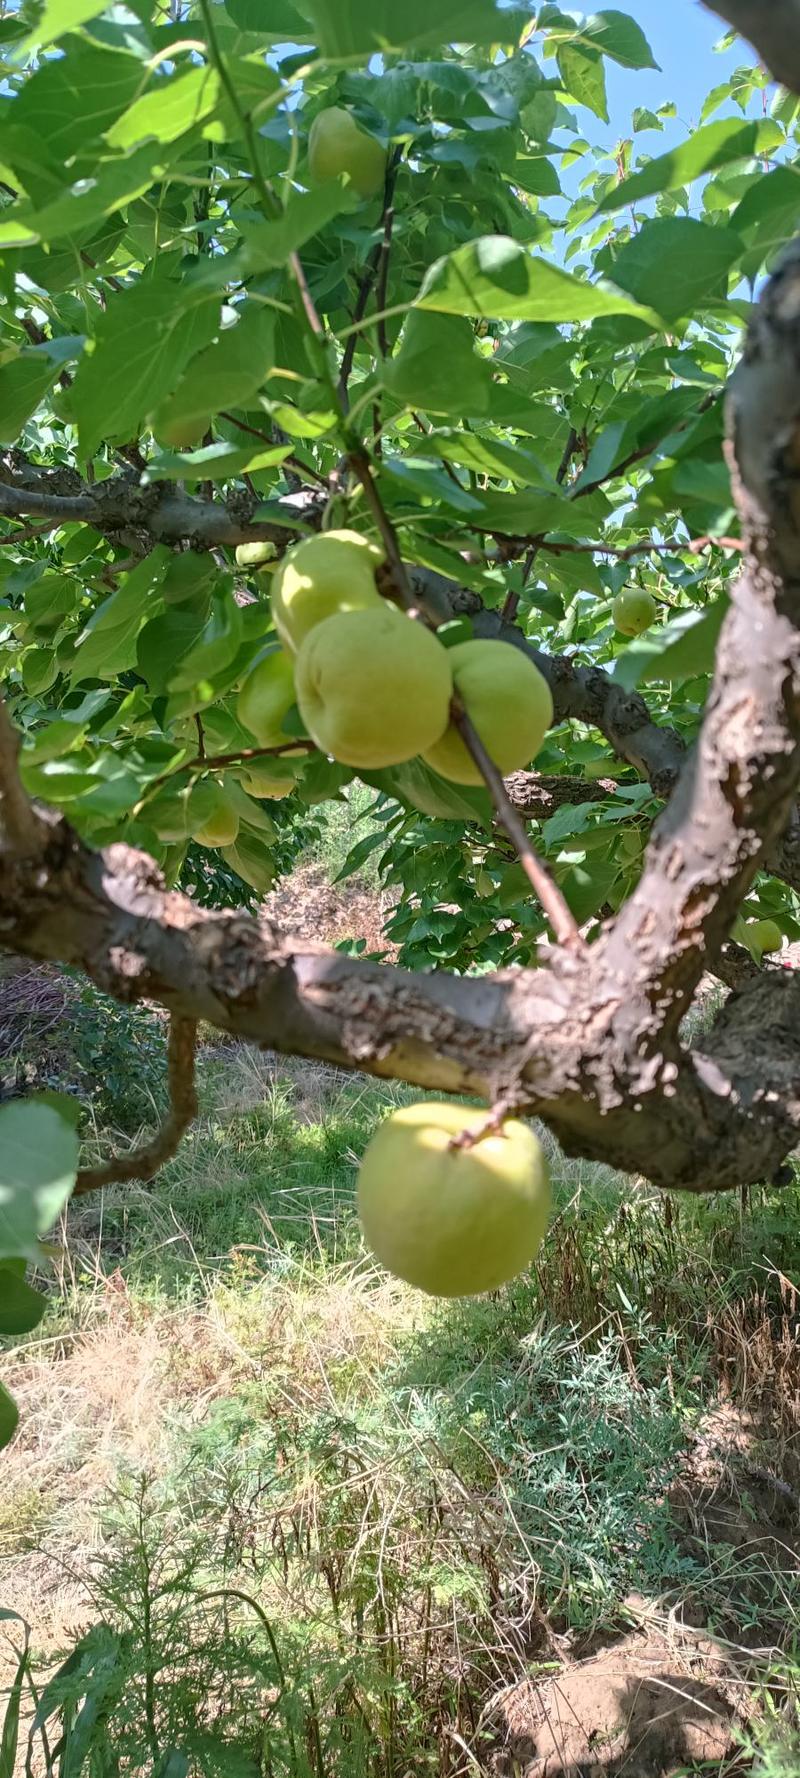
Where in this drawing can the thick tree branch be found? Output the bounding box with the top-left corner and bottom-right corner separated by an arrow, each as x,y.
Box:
505,772 -> 622,819
1,810 -> 798,1194
74,1016 -> 198,1194
0,472 -> 324,550
702,0 -> 800,93
0,700 -> 43,856
598,244 -> 800,1035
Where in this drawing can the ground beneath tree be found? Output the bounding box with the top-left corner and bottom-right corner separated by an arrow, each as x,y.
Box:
489,1622 -> 739,1776
488,1403 -> 799,1777
261,860 -> 397,955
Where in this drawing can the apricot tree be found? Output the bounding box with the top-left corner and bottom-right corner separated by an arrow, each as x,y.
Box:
1,0 -> 800,1346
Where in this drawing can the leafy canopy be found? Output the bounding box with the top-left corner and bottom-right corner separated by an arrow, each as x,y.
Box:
0,0 -> 797,981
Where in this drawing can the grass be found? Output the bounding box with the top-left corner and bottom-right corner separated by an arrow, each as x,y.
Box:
3,1030 -> 800,1774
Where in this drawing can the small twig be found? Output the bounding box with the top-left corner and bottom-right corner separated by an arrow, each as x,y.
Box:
338,148 -> 402,402
0,518 -> 58,545
447,1101 -> 514,1152
376,151 -> 401,364
73,1017 -> 199,1194
688,534 -> 744,555
575,390 -> 720,502
0,696 -> 43,856
218,411 -> 328,488
451,698 -> 585,952
347,450 -> 418,611
536,534 -> 743,562
139,738 -> 317,807
503,426 -> 579,622
194,713 -> 206,761
350,453 -> 583,951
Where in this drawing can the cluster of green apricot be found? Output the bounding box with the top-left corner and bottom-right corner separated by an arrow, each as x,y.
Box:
234,531 -> 555,1299
236,529 -> 554,784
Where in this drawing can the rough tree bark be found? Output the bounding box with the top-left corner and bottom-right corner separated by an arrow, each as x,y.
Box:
3,0 -> 800,1197
4,244 -> 800,1192
701,0 -> 800,94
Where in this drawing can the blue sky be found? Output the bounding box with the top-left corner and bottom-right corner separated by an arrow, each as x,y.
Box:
604,1 -> 758,135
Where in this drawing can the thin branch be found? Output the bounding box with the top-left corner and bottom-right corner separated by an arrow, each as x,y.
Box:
535,533 -> 743,563
338,154 -> 400,400
73,1017 -> 198,1194
218,411 -> 329,489
375,152 -> 401,364
197,0 -> 281,222
450,699 -> 585,951
0,697 -> 43,855
347,449 -> 418,609
503,425 -> 579,621
575,392 -> 720,502
0,518 -> 59,545
139,739 -> 317,806
350,447 -> 586,947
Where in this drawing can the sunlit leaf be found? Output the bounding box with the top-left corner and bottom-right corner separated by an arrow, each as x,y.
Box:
419,235 -> 660,325
608,218 -> 742,323
0,1098 -> 79,1263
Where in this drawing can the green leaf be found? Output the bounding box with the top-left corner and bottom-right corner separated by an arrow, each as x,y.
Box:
25,573 -> 81,632
222,830 -> 275,896
19,0 -> 109,51
419,235 -> 659,325
559,857 -> 620,925
3,142 -> 169,244
609,218 -> 742,324
0,1099 -> 79,1264
72,281 -> 220,459
0,1598 -> 27,1777
366,758 -> 492,825
236,183 -> 360,271
154,306 -> 276,431
0,1381 -> 19,1453
730,165 -> 800,276
301,0 -> 528,55
0,351 -> 63,446
578,10 -> 657,68
22,647 -> 59,695
333,829 -> 389,883
105,65 -> 223,152
384,311 -> 493,416
73,552 -> 168,682
167,583 -> 243,690
296,755 -> 353,804
0,1268 -> 46,1337
557,45 -> 608,123
144,441 -> 289,482
35,1090 -> 82,1130
599,118 -> 769,213
13,42 -> 144,158
471,488 -> 569,533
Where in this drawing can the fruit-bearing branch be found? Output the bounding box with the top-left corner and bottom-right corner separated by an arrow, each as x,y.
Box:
5,453 -> 800,894
4,244 -> 800,1192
